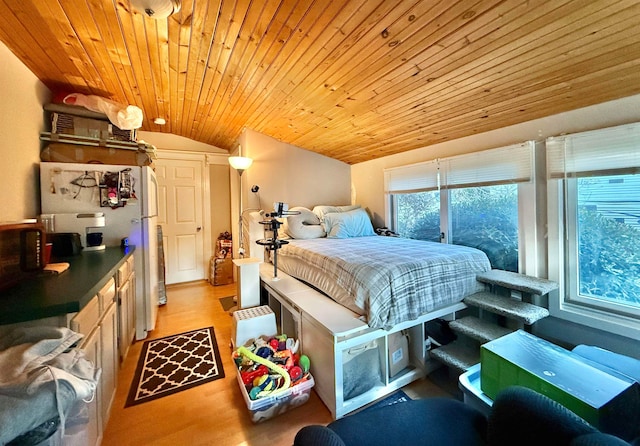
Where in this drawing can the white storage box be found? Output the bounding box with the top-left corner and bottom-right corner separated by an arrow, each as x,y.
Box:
235,369 -> 315,423
231,306 -> 277,348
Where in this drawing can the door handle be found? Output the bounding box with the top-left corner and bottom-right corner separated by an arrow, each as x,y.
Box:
197,226 -> 202,232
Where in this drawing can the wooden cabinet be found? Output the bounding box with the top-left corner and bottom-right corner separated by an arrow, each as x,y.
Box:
116,255 -> 135,362
65,325 -> 101,446
66,277 -> 120,445
0,248 -> 135,445
100,301 -> 118,426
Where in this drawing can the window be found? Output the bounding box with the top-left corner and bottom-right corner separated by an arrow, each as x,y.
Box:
547,123 -> 640,339
385,142 -> 535,273
572,175 -> 640,312
450,184 -> 519,271
394,191 -> 440,242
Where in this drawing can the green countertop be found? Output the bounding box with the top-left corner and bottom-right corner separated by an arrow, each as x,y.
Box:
0,246 -> 135,325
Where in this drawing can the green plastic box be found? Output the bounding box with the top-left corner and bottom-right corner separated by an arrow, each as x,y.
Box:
481,330 -> 639,438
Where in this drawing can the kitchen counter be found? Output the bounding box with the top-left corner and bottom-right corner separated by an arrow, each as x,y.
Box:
0,246 -> 135,325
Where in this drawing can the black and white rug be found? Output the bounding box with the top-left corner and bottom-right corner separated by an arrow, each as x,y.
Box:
126,327 -> 225,407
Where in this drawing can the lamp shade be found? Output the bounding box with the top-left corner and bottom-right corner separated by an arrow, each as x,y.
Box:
130,0 -> 181,19
229,156 -> 253,171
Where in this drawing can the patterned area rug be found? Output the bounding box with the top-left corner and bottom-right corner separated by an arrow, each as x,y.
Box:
126,327 -> 225,407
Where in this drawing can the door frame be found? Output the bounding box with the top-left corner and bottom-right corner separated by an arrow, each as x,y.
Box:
155,150 -> 228,283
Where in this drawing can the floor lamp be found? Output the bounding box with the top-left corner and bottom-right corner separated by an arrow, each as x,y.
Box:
229,150 -> 260,311
228,149 -> 253,258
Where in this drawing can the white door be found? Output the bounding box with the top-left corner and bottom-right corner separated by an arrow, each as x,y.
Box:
155,158 -> 205,284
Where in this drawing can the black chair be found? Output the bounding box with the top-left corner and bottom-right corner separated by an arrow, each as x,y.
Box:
294,386 -> 634,446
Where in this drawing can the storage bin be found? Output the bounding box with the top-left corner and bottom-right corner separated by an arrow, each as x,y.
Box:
231,306 -> 277,348
50,112 -> 136,142
235,369 -> 314,423
41,143 -> 152,166
342,339 -> 381,400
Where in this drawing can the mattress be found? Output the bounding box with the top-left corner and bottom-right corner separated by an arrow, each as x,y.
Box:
274,236 -> 492,329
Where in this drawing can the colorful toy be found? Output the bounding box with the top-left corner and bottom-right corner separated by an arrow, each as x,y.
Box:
240,364 -> 268,386
235,335 -> 311,402
237,346 -> 291,397
299,354 -> 310,373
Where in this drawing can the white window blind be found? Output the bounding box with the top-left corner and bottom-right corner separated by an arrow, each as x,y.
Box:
384,160 -> 439,193
547,123 -> 640,178
440,142 -> 535,189
384,142 -> 535,193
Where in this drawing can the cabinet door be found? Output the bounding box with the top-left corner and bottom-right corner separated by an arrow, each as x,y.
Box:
64,326 -> 101,446
117,274 -> 135,361
126,271 -> 136,350
100,302 -> 118,426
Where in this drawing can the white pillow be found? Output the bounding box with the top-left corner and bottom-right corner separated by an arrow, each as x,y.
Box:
323,208 -> 376,238
283,207 -> 326,239
312,204 -> 361,222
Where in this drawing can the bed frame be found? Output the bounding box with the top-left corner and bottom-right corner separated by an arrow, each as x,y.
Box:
260,263 -> 465,419
245,211 -> 465,418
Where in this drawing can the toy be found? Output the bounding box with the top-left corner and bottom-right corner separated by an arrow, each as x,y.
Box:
237,346 -> 291,397
235,335 -> 311,402
240,364 -> 268,386
299,354 -> 310,373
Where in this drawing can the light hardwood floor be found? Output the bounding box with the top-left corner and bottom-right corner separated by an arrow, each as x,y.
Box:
103,280 -> 456,446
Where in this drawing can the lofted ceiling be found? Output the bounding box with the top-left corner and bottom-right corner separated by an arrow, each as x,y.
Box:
1,1 -> 640,165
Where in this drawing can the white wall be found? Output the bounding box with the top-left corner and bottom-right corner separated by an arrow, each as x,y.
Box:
137,131 -> 227,154
140,131 -> 231,254
229,129 -> 351,258
238,129 -> 351,212
352,94 -> 640,228
0,41 -> 51,221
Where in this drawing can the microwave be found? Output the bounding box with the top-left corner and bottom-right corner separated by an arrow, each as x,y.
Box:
0,221 -> 46,291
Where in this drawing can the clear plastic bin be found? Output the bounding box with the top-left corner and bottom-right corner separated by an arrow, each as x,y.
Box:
235,368 -> 314,423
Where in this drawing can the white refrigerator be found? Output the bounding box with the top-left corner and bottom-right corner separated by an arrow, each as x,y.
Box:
40,161 -> 160,340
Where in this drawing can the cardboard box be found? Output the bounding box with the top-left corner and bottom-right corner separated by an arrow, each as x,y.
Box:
216,239 -> 233,258
50,111 -> 136,142
41,143 -> 152,166
481,330 -> 640,437
211,257 -> 233,286
388,331 -> 409,378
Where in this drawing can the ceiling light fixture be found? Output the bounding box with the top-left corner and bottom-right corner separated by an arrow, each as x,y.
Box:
130,0 -> 181,19
153,117 -> 166,125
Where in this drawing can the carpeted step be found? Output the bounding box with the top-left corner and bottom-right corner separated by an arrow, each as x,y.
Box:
476,269 -> 558,296
464,292 -> 550,325
449,316 -> 513,344
429,342 -> 479,374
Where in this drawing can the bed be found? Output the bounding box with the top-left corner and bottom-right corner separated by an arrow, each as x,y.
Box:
248,205 -> 491,418
275,236 -> 490,330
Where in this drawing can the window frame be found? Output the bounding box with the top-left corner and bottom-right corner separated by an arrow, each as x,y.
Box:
385,142 -> 540,276
548,179 -> 640,340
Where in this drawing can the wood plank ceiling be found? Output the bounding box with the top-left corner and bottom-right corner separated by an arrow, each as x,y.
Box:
0,0 -> 639,164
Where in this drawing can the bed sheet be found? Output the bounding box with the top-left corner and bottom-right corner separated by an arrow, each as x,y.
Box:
274,236 -> 491,329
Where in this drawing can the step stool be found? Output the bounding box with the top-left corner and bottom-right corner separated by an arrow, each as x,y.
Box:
231,305 -> 277,348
